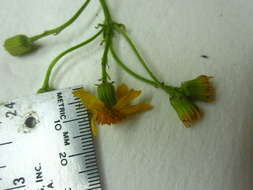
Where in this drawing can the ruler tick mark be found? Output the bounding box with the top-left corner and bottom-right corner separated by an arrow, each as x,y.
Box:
77,119 -> 89,124
75,106 -> 84,110
69,152 -> 86,158
3,185 -> 26,190
83,146 -> 94,151
76,110 -> 86,114
82,144 -> 93,149
0,141 -> 13,146
79,128 -> 91,133
79,167 -> 98,174
72,87 -> 83,91
86,163 -> 97,168
89,178 -> 100,183
79,131 -> 91,135
86,159 -> 96,164
85,156 -> 96,163
87,188 -> 102,190
73,134 -> 88,139
81,139 -> 93,144
84,149 -> 95,154
89,182 -> 101,187
63,117 -> 84,123
79,126 -> 90,130
84,152 -> 96,158
78,123 -> 90,128
81,136 -> 93,141
76,112 -> 89,117
87,171 -> 99,176
88,175 -> 100,180
68,101 -> 81,105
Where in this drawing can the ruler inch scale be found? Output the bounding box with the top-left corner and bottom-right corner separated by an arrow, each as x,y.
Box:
0,87 -> 102,190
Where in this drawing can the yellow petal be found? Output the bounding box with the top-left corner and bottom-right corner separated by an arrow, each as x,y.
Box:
91,115 -> 98,136
114,89 -> 141,110
73,89 -> 105,111
120,102 -> 152,115
116,83 -> 129,100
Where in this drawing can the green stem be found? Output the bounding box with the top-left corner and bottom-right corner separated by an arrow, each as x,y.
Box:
99,0 -> 113,83
101,34 -> 111,82
110,45 -> 159,88
38,29 -> 103,92
30,0 -> 90,42
99,0 -> 112,22
114,25 -> 160,84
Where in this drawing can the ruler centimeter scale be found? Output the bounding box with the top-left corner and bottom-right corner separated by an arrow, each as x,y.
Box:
0,87 -> 102,190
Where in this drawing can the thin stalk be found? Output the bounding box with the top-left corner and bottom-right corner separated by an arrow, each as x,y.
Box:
114,25 -> 160,83
98,0 -> 112,22
30,0 -> 91,42
39,29 -> 103,91
99,0 -> 113,82
110,45 -> 159,88
101,33 -> 111,82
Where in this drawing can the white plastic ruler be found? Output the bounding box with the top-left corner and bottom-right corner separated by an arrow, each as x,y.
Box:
0,87 -> 102,190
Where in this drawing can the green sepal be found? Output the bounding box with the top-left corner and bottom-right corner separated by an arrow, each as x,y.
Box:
97,82 -> 116,108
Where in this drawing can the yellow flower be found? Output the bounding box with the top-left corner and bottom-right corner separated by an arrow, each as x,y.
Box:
73,84 -> 152,135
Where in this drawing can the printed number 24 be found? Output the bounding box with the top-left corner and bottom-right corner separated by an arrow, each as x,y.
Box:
4,102 -> 17,118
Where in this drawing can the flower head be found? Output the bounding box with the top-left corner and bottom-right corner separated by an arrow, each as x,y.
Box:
3,34 -> 34,56
73,84 -> 152,135
181,75 -> 214,102
170,93 -> 202,128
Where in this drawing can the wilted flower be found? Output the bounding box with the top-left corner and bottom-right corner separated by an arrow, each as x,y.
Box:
181,75 -> 214,102
73,84 -> 152,135
170,93 -> 202,128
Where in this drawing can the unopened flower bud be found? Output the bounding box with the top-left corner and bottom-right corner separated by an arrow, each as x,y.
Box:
97,82 -> 116,108
3,34 -> 34,56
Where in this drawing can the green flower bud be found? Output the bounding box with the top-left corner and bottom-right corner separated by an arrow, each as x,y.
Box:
3,34 -> 34,56
97,82 -> 117,108
181,75 -> 214,102
170,93 -> 201,128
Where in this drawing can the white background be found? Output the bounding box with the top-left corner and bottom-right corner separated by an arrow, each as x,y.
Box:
1,0 -> 253,189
